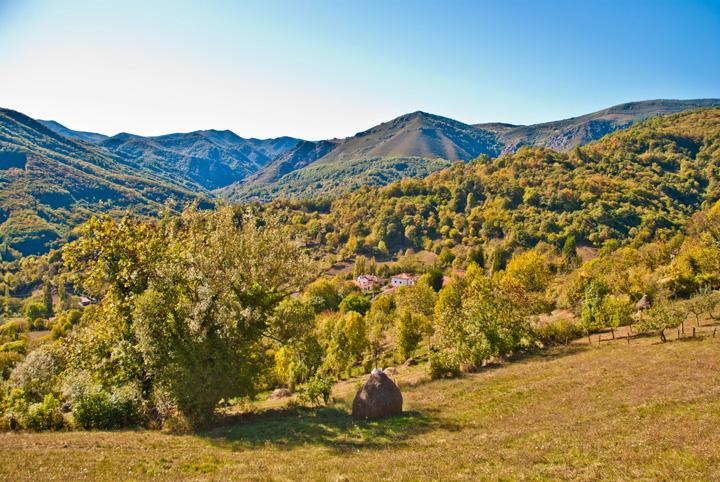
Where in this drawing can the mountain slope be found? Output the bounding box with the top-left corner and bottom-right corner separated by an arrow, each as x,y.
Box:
316,111 -> 501,164
222,111 -> 501,201
99,130 -> 301,190
491,98 -> 720,153
259,107 -> 720,259
225,100 -> 720,202
36,120 -> 108,144
0,109 -> 206,258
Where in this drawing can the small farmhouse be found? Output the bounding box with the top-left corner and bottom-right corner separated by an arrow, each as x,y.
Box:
355,274 -> 383,291
390,273 -> 419,287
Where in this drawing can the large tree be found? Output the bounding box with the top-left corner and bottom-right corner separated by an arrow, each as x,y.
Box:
63,205 -> 312,426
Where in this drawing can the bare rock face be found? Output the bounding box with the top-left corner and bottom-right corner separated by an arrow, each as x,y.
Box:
352,369 -> 403,420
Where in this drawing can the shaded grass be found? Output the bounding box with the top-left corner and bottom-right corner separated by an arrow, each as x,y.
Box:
204,407 -> 445,452
1,337 -> 719,481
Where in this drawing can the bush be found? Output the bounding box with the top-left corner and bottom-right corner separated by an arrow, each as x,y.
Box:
0,351 -> 23,379
72,385 -> 143,430
0,387 -> 29,430
299,375 -> 334,406
534,318 -> 585,346
24,393 -> 65,431
8,345 -> 64,401
429,350 -> 460,379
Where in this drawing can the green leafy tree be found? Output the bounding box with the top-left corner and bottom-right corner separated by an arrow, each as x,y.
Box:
62,206 -> 312,427
339,293 -> 371,315
636,301 -> 685,343
562,235 -> 580,269
24,302 -> 46,326
396,310 -> 422,360
420,268 -> 444,292
503,250 -> 551,293
434,265 -> 529,370
580,278 -> 610,331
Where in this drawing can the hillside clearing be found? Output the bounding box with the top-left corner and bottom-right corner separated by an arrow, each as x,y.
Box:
1,336 -> 719,481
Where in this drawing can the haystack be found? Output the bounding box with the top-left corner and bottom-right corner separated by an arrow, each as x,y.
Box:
352,368 -> 403,420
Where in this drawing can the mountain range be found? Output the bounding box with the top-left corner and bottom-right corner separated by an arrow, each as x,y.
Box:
1,98 -> 718,257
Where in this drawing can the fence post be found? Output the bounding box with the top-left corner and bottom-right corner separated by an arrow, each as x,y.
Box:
714,327 -> 717,338
627,332 -> 630,344
611,327 -> 615,339
678,328 -> 681,339
693,327 -> 696,337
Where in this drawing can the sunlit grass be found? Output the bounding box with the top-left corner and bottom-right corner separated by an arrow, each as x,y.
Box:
1,336 -> 719,480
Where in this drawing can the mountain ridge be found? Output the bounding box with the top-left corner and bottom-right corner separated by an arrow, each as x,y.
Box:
222,99 -> 720,202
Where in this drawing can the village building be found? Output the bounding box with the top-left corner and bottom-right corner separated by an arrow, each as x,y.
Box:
390,273 -> 419,287
355,274 -> 383,291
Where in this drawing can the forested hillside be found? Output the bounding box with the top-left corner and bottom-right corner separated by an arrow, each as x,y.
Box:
0,109 -> 206,258
226,99 -> 720,201
3,101 -> 718,257
267,108 -> 720,263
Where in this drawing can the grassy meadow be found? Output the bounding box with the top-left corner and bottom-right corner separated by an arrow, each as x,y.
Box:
1,333 -> 718,481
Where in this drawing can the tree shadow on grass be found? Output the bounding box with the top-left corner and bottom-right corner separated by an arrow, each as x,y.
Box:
201,405 -> 458,453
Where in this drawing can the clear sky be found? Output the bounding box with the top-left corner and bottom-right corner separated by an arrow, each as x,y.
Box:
0,0 -> 718,139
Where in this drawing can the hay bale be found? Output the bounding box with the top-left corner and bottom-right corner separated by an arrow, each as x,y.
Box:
268,388 -> 292,400
352,369 -> 403,420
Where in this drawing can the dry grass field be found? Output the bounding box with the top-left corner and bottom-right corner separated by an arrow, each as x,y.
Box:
1,335 -> 719,481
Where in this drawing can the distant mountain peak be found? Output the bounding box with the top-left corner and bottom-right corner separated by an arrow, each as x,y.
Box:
36,119 -> 108,144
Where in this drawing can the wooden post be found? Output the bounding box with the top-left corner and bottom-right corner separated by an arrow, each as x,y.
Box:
693,327 -> 696,337
678,328 -> 681,339
627,332 -> 630,344
714,327 -> 717,338
588,333 -> 592,345
611,327 -> 615,339
682,321 -> 685,334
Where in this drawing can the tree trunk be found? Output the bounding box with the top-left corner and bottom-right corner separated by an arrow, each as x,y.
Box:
660,329 -> 667,343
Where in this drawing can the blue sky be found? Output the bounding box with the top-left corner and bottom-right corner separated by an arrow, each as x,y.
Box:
0,0 -> 718,139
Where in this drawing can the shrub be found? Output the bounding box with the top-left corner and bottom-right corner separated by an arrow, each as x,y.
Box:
429,350 -> 460,379
24,393 -> 65,431
72,385 -> 143,430
0,339 -> 26,355
299,375 -> 334,406
8,345 -> 64,401
534,318 -> 585,346
596,295 -> 633,328
0,387 -> 29,430
0,351 -> 23,379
